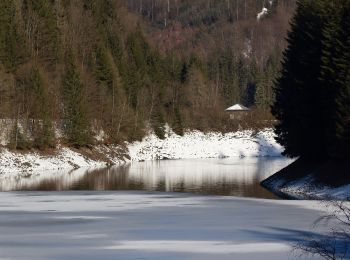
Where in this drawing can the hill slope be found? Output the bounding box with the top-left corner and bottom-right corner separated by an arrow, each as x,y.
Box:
0,0 -> 295,148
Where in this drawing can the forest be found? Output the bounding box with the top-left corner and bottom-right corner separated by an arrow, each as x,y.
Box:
272,0 -> 350,160
0,0 -> 296,149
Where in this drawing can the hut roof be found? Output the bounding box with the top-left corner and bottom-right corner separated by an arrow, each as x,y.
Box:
225,104 -> 250,112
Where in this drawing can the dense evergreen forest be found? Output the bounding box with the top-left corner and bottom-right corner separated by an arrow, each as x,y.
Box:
0,0 -> 296,149
273,0 -> 350,160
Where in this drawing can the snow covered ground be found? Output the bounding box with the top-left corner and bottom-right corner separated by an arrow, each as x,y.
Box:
0,191 -> 328,260
271,176 -> 350,201
128,128 -> 283,161
0,147 -> 106,177
0,128 -> 284,177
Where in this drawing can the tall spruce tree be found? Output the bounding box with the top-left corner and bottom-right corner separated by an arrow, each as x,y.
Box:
31,68 -> 55,149
272,0 -> 329,160
320,0 -> 350,159
63,52 -> 91,147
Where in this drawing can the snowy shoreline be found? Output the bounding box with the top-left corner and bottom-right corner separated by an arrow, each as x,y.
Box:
0,128 -> 284,179
263,177 -> 350,201
1,127 -> 349,201
261,159 -> 350,201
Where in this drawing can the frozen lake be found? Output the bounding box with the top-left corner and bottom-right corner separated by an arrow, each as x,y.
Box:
0,191 -> 324,260
0,158 -> 329,260
0,157 -> 293,198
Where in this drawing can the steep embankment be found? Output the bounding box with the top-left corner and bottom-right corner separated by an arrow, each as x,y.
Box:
261,159 -> 350,200
0,128 -> 283,179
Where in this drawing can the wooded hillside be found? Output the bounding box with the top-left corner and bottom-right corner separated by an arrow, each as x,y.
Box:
0,0 -> 296,148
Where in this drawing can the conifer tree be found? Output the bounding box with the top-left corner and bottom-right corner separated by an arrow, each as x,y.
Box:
218,49 -> 239,105
237,56 -> 249,103
63,52 -> 91,147
320,0 -> 350,158
180,63 -> 188,84
243,58 -> 259,107
272,0 -> 329,159
95,46 -> 114,91
31,68 -> 55,149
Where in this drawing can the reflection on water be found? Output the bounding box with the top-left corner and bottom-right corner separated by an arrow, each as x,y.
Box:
0,158 -> 293,199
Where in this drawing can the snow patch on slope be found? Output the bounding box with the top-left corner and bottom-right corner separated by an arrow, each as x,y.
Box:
128,128 -> 283,161
0,147 -> 108,178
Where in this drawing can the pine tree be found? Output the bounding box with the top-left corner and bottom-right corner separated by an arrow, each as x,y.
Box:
255,53 -> 279,109
125,29 -> 148,108
180,62 -> 188,84
63,52 -> 91,147
237,55 -> 249,103
218,49 -> 239,105
30,68 -> 55,149
272,0 -> 329,159
243,58 -> 259,107
95,45 -> 114,91
320,0 -> 350,158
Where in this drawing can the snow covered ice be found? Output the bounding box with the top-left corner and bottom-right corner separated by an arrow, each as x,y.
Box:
0,191 -> 325,260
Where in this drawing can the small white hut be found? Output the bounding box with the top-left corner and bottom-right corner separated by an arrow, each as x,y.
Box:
225,104 -> 250,120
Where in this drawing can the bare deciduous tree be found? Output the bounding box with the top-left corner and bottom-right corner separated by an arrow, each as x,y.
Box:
295,200 -> 350,260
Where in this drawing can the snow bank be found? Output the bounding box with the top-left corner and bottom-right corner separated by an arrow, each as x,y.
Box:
0,128 -> 283,178
0,147 -> 107,178
128,128 -> 283,161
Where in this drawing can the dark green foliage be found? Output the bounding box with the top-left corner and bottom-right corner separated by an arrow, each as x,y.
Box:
0,0 -> 26,71
244,58 -> 259,107
320,0 -> 350,159
30,68 -> 55,149
63,53 -> 91,147
180,63 -> 188,84
173,108 -> 184,136
272,0 -> 328,159
124,29 -> 149,108
255,52 -> 280,108
151,103 -> 166,139
95,46 -> 114,90
108,34 -> 123,63
272,0 -> 350,160
210,48 -> 239,105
